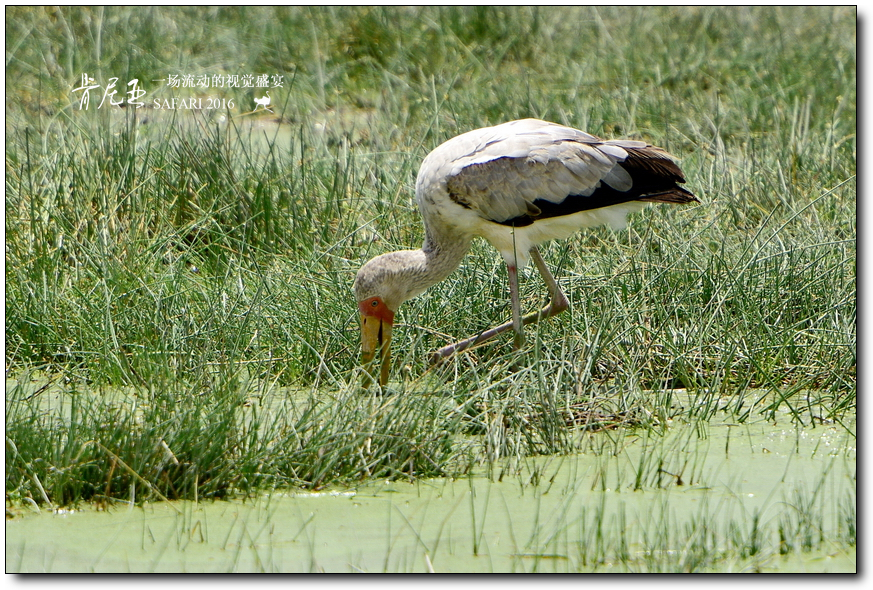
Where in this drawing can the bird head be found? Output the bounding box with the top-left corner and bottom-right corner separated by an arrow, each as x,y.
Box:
353,254 -> 408,387
354,250 -> 433,387
356,295 -> 395,387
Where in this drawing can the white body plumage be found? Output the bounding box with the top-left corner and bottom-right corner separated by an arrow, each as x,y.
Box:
414,119 -> 654,268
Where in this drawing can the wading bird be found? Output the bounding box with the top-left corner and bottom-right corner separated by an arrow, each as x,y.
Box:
354,118 -> 697,386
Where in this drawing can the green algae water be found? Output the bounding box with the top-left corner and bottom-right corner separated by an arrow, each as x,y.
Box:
6,417 -> 855,573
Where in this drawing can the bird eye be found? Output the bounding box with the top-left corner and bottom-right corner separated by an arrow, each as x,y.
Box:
371,300 -> 379,307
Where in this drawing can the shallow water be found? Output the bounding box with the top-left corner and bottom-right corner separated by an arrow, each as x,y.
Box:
6,416 -> 855,573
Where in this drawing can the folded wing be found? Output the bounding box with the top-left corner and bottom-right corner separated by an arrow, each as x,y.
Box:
440,119 -> 696,227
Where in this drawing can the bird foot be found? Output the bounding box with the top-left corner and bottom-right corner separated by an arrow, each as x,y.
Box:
429,296 -> 568,365
512,331 -> 525,350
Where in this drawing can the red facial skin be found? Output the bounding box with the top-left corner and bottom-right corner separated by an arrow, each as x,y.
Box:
358,297 -> 395,324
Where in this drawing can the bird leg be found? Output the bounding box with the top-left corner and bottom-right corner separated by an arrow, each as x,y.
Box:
529,247 -> 570,318
508,262 -> 524,349
430,247 -> 570,363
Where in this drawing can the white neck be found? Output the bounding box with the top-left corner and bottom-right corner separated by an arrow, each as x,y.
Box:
354,222 -> 473,311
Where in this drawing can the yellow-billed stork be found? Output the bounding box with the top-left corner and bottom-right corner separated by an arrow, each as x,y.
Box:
354,118 -> 698,386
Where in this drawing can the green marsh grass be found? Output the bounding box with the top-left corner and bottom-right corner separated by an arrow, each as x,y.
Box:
5,6 -> 855,570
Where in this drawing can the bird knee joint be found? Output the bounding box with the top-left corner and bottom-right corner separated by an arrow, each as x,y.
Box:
553,293 -> 570,314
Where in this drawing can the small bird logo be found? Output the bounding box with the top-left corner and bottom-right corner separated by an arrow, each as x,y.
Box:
253,92 -> 272,113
